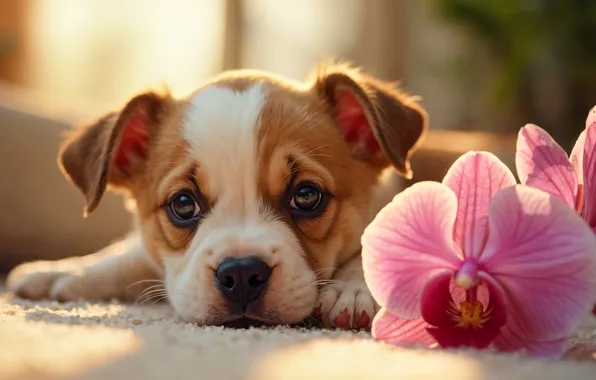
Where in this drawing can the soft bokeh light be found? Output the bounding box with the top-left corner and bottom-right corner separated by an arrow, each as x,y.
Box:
248,339 -> 483,380
26,0 -> 226,108
1,319 -> 142,379
241,0 -> 364,79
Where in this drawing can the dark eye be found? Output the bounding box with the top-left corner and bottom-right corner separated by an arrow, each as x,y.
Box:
290,183 -> 324,213
167,191 -> 201,226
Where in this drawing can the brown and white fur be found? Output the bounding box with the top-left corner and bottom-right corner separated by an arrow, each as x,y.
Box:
7,63 -> 427,329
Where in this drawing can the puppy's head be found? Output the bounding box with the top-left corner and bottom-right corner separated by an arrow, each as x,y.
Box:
59,63 -> 427,326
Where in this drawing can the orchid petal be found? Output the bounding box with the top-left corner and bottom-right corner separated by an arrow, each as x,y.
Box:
427,326 -> 500,350
493,331 -> 568,359
481,185 -> 596,342
477,272 -> 507,331
570,130 -> 586,186
582,107 -> 596,227
362,182 -> 460,319
420,272 -> 457,327
516,124 -> 577,208
371,307 -> 435,347
443,151 -> 516,259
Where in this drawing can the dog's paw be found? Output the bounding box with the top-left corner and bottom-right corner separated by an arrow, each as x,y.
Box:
7,260 -> 99,302
314,281 -> 379,330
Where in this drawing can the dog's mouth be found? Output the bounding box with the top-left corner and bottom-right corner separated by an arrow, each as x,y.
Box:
221,317 -> 271,329
220,317 -> 312,329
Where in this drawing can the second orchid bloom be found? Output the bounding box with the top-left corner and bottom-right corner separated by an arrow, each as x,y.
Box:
362,107 -> 596,358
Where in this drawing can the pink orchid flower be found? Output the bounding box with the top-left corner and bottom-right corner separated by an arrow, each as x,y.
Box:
516,106 -> 596,316
362,151 -> 596,358
516,107 -> 595,223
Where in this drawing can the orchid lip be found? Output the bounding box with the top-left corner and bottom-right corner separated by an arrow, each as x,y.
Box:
420,272 -> 506,350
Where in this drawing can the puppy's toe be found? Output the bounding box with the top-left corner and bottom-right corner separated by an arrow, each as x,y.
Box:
316,284 -> 339,323
49,273 -> 85,302
333,308 -> 351,329
8,271 -> 59,300
316,281 -> 378,330
7,261 -> 82,301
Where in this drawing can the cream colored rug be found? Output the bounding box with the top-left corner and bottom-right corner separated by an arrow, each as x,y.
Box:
2,289 -> 596,380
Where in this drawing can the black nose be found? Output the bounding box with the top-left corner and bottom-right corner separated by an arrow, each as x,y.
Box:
215,256 -> 272,310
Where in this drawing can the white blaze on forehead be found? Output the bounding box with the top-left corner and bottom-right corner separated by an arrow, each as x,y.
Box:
183,83 -> 266,216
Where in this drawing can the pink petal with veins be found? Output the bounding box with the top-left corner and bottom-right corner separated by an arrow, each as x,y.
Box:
481,185 -> 596,346
362,182 -> 460,319
570,130 -> 586,186
371,307 -> 435,347
516,124 -> 577,208
581,108 -> 596,227
443,152 -> 516,259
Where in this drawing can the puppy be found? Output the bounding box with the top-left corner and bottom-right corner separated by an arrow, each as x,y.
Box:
7,63 -> 427,329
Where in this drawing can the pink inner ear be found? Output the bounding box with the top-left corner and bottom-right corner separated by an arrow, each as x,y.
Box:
114,112 -> 150,173
336,91 -> 381,154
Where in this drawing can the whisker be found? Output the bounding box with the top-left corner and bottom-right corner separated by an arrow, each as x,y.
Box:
140,284 -> 167,291
135,288 -> 166,304
314,267 -> 337,275
301,147 -> 332,161
314,267 -> 338,279
135,285 -> 167,304
312,279 -> 343,287
302,144 -> 328,157
301,119 -> 324,134
150,295 -> 169,305
286,109 -> 320,132
301,314 -> 319,328
136,284 -> 167,298
304,153 -> 334,160
127,279 -> 165,290
138,292 -> 169,305
137,288 -> 167,299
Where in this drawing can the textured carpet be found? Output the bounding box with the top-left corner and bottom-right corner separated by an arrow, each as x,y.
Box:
1,290 -> 596,380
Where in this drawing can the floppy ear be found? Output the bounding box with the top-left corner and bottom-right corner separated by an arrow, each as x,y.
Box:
58,91 -> 170,216
313,64 -> 427,178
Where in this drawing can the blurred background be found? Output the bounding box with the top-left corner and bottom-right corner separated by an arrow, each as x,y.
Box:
1,0 -> 595,272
